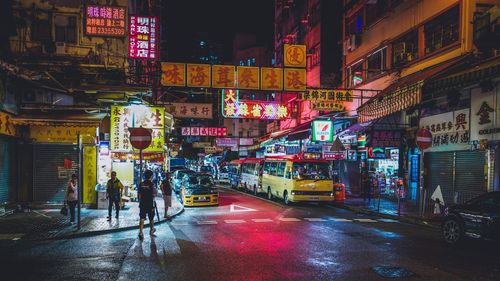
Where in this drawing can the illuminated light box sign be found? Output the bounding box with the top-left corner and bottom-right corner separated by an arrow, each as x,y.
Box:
222,89 -> 290,120
85,5 -> 126,37
181,127 -> 227,136
216,138 -> 238,147
129,16 -> 158,59
312,120 -> 334,142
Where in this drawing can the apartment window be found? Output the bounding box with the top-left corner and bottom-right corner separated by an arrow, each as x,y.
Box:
365,0 -> 389,27
349,60 -> 364,87
32,19 -> 51,42
392,29 -> 418,68
367,48 -> 387,80
424,6 -> 459,54
54,15 -> 77,43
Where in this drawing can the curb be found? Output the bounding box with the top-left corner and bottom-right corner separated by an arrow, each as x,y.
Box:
45,199 -> 185,241
330,203 -> 441,229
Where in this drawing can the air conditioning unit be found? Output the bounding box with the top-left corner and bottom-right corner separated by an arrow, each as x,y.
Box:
55,42 -> 67,55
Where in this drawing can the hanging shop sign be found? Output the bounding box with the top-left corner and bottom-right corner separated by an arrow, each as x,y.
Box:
0,111 -> 17,137
129,15 -> 158,59
260,68 -> 283,91
419,108 -> 470,148
187,64 -> 211,88
216,138 -> 238,148
237,66 -> 260,90
347,150 -> 357,161
111,152 -> 164,162
83,146 -> 97,204
284,44 -> 307,68
367,147 -> 386,159
323,151 -> 346,160
110,105 -> 164,152
212,65 -> 236,88
284,68 -> 306,91
85,5 -> 126,37
181,127 -> 226,136
311,101 -> 346,111
303,152 -> 322,160
311,120 -> 334,142
239,138 -> 254,146
99,141 -> 110,156
369,130 -> 402,147
161,63 -> 186,86
192,142 -> 212,148
222,89 -> 290,120
165,103 -> 212,119
470,87 -> 500,142
300,89 -> 354,102
205,146 -> 224,154
30,126 -> 96,144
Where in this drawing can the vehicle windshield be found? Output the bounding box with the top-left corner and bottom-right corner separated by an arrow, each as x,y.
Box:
200,166 -> 211,172
219,166 -> 229,173
292,162 -> 331,180
187,175 -> 214,187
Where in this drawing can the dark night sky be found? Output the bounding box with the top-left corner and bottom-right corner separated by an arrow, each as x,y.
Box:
163,0 -> 275,62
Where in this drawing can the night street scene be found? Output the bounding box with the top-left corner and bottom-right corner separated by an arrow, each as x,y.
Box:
0,0 -> 500,280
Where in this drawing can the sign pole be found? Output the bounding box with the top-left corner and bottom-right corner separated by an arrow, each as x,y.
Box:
77,133 -> 82,230
140,149 -> 143,185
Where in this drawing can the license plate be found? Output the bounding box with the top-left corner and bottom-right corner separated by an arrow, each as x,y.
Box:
198,196 -> 207,200
309,197 -> 320,200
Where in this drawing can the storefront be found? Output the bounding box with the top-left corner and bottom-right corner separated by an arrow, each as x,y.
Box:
0,111 -> 18,206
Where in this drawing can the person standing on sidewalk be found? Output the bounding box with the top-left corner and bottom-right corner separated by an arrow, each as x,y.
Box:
138,170 -> 157,240
160,173 -> 172,219
65,173 -> 78,223
106,171 -> 124,221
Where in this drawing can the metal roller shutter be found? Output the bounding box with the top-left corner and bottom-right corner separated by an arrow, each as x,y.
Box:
0,138 -> 11,204
33,144 -> 78,203
455,151 -> 486,203
425,152 -> 454,204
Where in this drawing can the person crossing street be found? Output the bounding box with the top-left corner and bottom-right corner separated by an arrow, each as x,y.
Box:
106,171 -> 124,221
138,170 -> 157,240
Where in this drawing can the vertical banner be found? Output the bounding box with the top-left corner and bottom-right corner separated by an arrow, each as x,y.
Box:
237,66 -> 260,89
284,68 -> 306,91
212,65 -> 235,88
161,63 -> 186,86
83,146 -> 97,204
128,16 -> 158,59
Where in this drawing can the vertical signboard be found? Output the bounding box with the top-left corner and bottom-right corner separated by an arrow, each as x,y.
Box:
83,146 -> 97,204
129,16 -> 158,59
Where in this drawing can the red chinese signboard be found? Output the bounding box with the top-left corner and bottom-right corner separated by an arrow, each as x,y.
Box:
129,16 -> 158,59
85,5 -> 126,37
181,127 -> 227,137
222,89 -> 290,120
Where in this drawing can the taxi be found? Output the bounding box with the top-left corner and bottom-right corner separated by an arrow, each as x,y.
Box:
181,173 -> 219,206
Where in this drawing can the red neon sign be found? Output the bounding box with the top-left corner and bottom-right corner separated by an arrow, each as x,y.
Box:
222,89 -> 290,120
85,5 -> 126,37
129,16 -> 158,60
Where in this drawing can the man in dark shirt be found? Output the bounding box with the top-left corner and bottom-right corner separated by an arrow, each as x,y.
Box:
138,170 -> 157,240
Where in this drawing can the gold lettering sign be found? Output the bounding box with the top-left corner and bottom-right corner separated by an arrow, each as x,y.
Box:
237,66 -> 260,89
301,89 -> 353,102
161,63 -> 186,86
284,68 -> 306,91
260,68 -> 283,90
311,102 -> 346,112
212,65 -> 235,88
30,126 -> 96,144
83,146 -> 97,204
284,44 -> 306,67
187,64 -> 211,88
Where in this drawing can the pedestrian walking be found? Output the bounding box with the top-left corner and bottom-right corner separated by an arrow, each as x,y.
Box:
138,170 -> 157,240
106,171 -> 124,221
433,198 -> 444,216
160,173 -> 172,219
65,173 -> 78,223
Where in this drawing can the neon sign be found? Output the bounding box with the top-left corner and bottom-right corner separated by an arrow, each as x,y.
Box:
221,89 -> 290,120
129,16 -> 158,59
312,120 -> 334,142
85,5 -> 126,37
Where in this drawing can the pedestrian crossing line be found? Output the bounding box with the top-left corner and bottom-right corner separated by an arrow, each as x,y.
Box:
303,218 -> 327,222
354,219 -> 378,223
378,218 -> 399,223
252,219 -> 274,223
0,234 -> 24,240
197,220 -> 218,225
278,218 -> 301,222
170,221 -> 190,226
331,218 -> 353,222
224,219 -> 246,224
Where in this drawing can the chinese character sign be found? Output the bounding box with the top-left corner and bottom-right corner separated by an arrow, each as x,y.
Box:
165,103 -> 212,119
0,111 -> 17,137
260,67 -> 283,90
187,64 -> 211,87
471,88 -> 500,141
284,68 -> 306,91
312,120 -> 334,142
419,109 -> 470,148
222,89 -> 289,120
161,63 -> 186,86
30,126 -> 96,144
129,16 -> 158,59
301,89 -> 354,102
284,44 -> 306,68
110,105 -> 164,152
311,102 -> 346,111
212,65 -> 235,88
237,66 -> 259,90
181,127 -> 226,136
85,5 -> 126,37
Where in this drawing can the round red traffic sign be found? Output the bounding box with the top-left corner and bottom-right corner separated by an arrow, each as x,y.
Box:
129,127 -> 152,150
416,128 -> 432,150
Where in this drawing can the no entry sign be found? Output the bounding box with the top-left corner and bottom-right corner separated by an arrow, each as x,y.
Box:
129,127 -> 152,150
416,128 -> 432,150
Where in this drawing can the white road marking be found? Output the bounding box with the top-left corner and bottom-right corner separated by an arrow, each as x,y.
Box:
378,218 -> 399,223
197,220 -> 218,225
252,219 -> 274,223
354,218 -> 378,223
0,234 -> 24,240
304,218 -> 327,222
33,210 -> 51,218
331,218 -> 353,222
170,221 -> 190,226
229,204 -> 257,213
224,219 -> 246,224
279,218 -> 301,222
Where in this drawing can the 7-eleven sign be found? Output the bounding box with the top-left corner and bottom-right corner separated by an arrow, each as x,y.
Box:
312,120 -> 334,142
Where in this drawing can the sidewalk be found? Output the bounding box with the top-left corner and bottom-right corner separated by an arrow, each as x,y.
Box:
334,196 -> 441,228
0,194 -> 183,241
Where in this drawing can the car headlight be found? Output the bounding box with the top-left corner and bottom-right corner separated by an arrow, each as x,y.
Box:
291,191 -> 296,195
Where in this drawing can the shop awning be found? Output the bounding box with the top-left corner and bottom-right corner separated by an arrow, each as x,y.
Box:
12,112 -> 106,126
285,120 -> 312,141
337,121 -> 373,136
357,57 -> 467,123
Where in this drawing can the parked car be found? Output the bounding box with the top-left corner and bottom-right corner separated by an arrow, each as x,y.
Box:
198,165 -> 213,175
217,165 -> 231,183
172,169 -> 195,193
180,174 -> 219,207
442,191 -> 500,244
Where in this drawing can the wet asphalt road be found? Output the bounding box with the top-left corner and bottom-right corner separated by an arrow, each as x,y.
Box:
1,187 -> 499,281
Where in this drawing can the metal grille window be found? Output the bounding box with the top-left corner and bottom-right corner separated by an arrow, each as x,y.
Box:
392,29 -> 419,68
367,48 -> 387,80
424,6 -> 459,55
